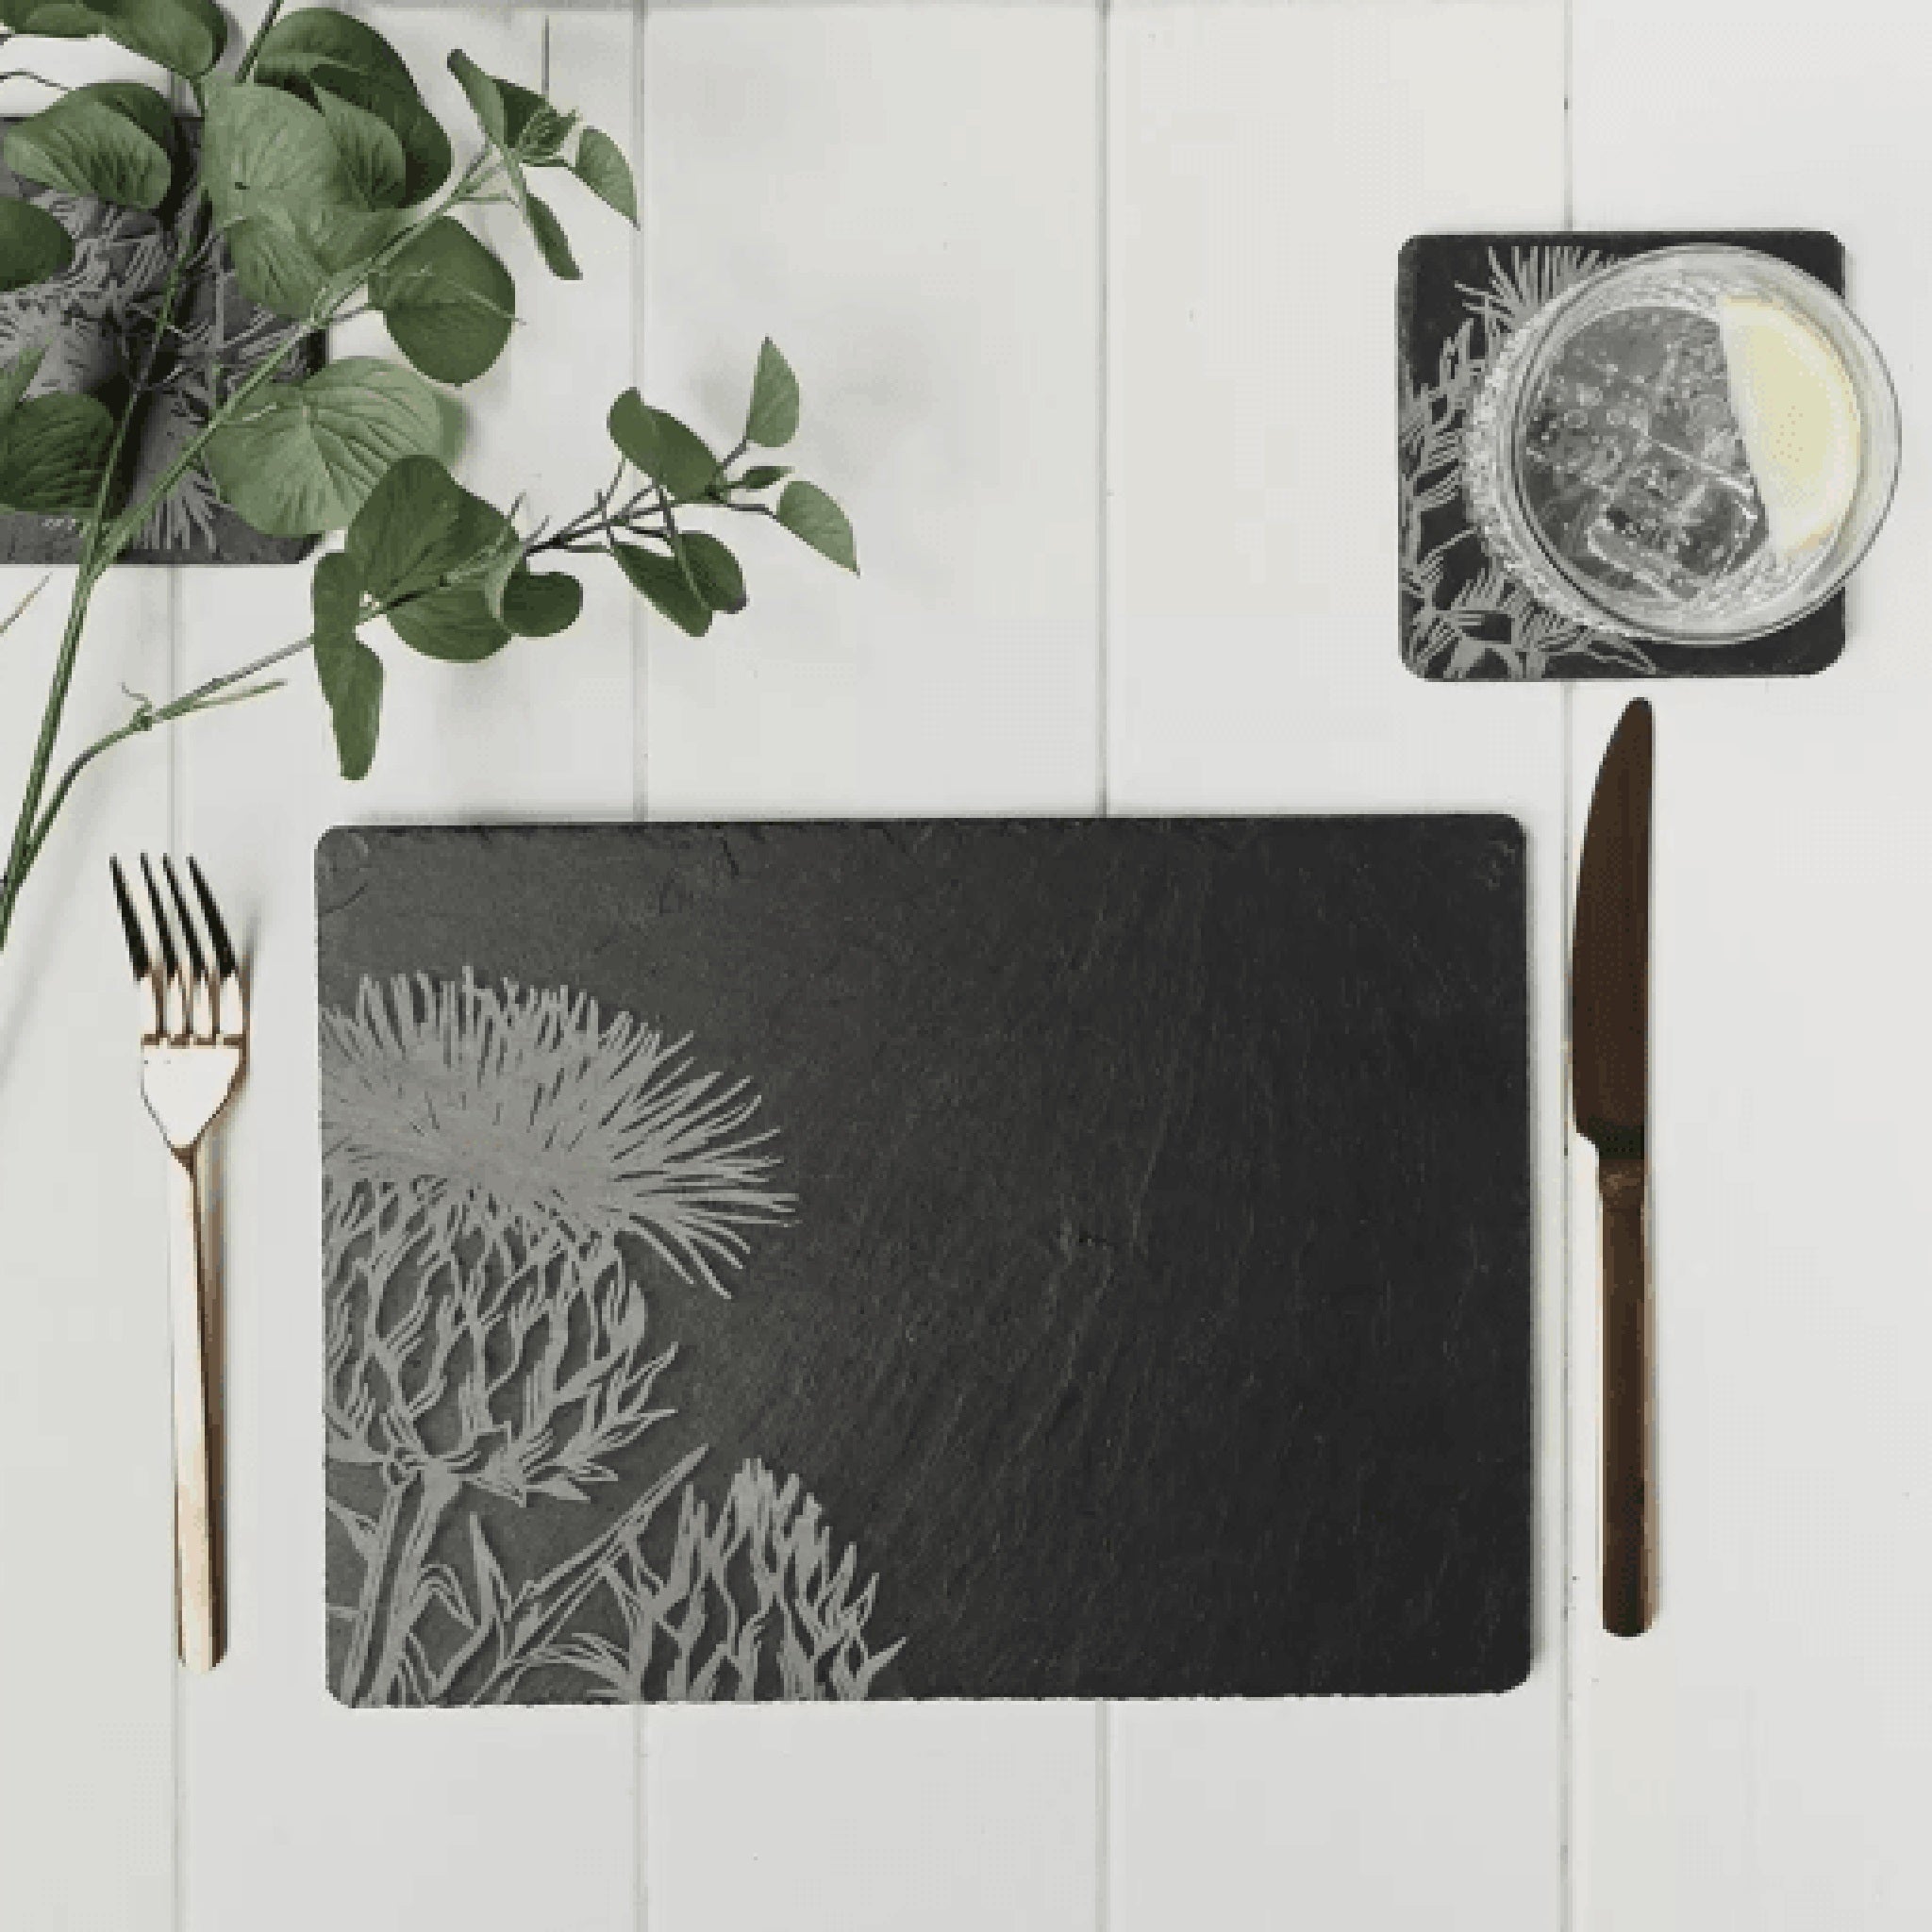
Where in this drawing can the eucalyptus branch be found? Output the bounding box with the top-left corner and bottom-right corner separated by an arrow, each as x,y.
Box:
527,485 -> 663,557
0,190 -> 210,940
0,4 -> 852,975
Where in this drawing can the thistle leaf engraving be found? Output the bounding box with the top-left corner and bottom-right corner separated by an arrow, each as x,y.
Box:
1401,245 -> 1658,680
322,972 -> 902,1706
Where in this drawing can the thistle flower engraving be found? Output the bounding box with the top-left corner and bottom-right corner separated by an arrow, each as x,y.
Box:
322,974 -> 793,1293
322,972 -> 902,1706
1401,244 -> 1661,680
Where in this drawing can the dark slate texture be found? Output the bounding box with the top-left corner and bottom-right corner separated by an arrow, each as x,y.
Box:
318,818 -> 1537,1698
1400,228 -> 1848,681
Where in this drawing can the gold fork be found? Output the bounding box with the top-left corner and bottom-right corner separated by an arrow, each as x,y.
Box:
110,856 -> 246,1672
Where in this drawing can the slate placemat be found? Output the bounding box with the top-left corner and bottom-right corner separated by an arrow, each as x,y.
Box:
1400,228 -> 1846,681
0,119 -> 319,567
317,818 -> 1535,1705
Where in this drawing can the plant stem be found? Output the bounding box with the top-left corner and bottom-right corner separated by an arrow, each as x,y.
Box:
233,0 -> 291,80
0,327 -> 291,946
351,1464 -> 461,1706
0,575 -> 49,642
19,670 -> 293,883
0,178 -> 216,950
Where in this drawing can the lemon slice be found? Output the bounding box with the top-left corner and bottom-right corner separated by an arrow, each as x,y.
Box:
1718,293 -> 1862,558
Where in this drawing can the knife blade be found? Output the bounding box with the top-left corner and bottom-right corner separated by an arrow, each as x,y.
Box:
1572,697 -> 1654,1638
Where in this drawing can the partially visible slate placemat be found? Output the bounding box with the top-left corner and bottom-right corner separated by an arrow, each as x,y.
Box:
317,819 -> 1534,1705
1400,228 -> 1845,681
0,121 -> 319,568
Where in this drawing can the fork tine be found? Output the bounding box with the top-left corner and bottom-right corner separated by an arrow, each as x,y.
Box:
109,858 -> 151,980
186,857 -> 243,1039
161,857 -> 206,979
110,856 -> 167,1039
187,858 -> 238,984
140,855 -> 186,1040
162,857 -> 216,1041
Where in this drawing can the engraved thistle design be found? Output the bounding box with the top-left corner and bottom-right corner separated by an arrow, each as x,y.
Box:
322,974 -> 905,1706
1401,245 -> 1664,680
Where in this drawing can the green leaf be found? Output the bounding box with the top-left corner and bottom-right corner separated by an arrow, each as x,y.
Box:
386,583 -> 509,663
204,358 -> 445,538
314,625 -> 384,778
0,1 -> 98,36
312,544 -> 362,634
100,0 -> 225,75
310,551 -> 382,780
0,391 -> 114,513
736,463 -> 790,491
447,50 -> 507,145
201,77 -> 353,229
255,9 -> 418,93
222,209 -> 330,321
7,0 -> 229,75
71,79 -> 175,154
500,566 -> 582,637
445,62 -> 580,278
497,77 -> 574,160
312,66 -> 451,207
607,391 -> 719,499
223,202 -> 403,321
776,479 -> 858,573
344,455 -> 515,663
0,202 -> 74,292
0,344 -> 48,437
344,454 -> 508,604
612,541 -> 711,637
682,531 -> 746,614
370,218 -> 516,387
572,126 -> 636,224
3,89 -> 172,209
522,190 -> 579,280
253,15 -> 450,207
312,84 -> 408,211
744,339 -> 800,449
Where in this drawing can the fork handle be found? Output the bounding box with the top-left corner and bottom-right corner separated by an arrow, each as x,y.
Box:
167,1146 -> 225,1672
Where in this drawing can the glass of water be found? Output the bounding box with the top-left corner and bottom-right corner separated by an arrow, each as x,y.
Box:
1463,245 -> 1899,646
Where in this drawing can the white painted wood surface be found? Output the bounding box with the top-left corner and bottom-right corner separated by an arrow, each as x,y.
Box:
1569,3 -> 1932,1927
1,2 -> 1925,1927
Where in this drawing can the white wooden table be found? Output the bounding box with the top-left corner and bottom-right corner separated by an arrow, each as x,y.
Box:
4,2 -> 1929,1926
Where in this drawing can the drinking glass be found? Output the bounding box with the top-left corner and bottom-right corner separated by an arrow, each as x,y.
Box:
1462,244 -> 1899,646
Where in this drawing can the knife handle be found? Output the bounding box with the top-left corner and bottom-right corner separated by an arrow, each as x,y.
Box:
1600,1155 -> 1653,1636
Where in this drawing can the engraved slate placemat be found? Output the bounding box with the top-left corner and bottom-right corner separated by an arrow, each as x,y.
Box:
0,122 -> 319,567
318,818 -> 1534,1705
1400,228 -> 1846,681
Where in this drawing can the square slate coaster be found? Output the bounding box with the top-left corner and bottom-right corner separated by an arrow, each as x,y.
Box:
318,819 -> 1536,1706
1399,228 -> 1846,681
0,122 -> 319,568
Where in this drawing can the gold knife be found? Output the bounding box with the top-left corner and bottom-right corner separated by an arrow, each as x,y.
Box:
1572,699 -> 1655,1637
